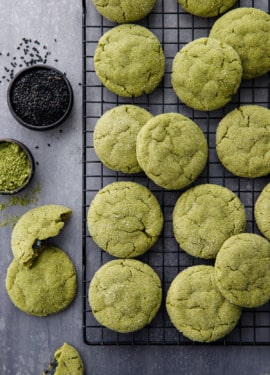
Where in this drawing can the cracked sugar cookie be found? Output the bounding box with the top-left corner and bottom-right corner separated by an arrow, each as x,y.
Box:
166,265 -> 241,342
173,184 -> 246,259
92,0 -> 156,23
216,105 -> 270,178
210,7 -> 270,79
43,342 -> 84,375
94,24 -> 165,97
89,259 -> 162,332
87,181 -> 163,258
11,204 -> 72,267
6,245 -> 77,316
93,105 -> 153,173
178,0 -> 236,18
215,233 -> 270,308
171,37 -> 242,111
136,113 -> 208,190
255,183 -> 270,241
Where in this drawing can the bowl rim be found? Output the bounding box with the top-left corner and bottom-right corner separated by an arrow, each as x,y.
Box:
7,64 -> 73,131
0,138 -> 35,194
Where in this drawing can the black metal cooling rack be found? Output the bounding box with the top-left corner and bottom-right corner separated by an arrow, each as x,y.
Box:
82,0 -> 270,345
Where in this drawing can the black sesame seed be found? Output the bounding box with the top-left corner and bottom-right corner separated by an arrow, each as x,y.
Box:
10,67 -> 71,127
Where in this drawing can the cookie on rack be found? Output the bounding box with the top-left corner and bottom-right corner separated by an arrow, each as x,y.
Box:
166,265 -> 242,342
210,7 -> 270,79
94,24 -> 165,97
177,0 -> 236,18
173,184 -> 246,259
216,105 -> 270,178
92,0 -> 157,23
43,342 -> 84,375
87,181 -> 163,258
6,245 -> 77,316
171,37 -> 242,111
254,183 -> 270,241
93,105 -> 153,173
215,233 -> 270,308
11,204 -> 72,267
89,259 -> 162,333
136,112 -> 208,190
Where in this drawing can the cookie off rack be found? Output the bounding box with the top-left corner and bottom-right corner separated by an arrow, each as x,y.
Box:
82,0 -> 270,345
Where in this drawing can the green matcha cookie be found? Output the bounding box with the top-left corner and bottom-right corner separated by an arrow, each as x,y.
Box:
89,259 -> 162,332
94,105 -> 153,173
210,7 -> 270,79
11,204 -> 72,267
178,0 -> 236,18
255,183 -> 270,241
136,113 -> 208,190
173,184 -> 246,259
94,24 -> 165,97
166,265 -> 241,342
92,0 -> 156,23
216,105 -> 270,178
43,343 -> 84,375
6,245 -> 77,316
171,37 -> 242,111
87,181 -> 163,258
215,233 -> 270,308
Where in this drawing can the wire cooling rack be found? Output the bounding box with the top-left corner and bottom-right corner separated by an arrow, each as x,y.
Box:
82,0 -> 270,345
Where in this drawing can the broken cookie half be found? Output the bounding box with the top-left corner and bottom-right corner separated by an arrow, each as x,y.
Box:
11,204 -> 72,267
43,342 -> 84,375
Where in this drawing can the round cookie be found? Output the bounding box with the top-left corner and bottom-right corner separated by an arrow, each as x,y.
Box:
216,105 -> 270,178
173,184 -> 246,259
178,0 -> 236,18
255,183 -> 270,241
92,0 -> 156,23
6,245 -> 77,316
43,343 -> 84,375
94,105 -> 153,173
166,265 -> 242,342
94,24 -> 165,97
136,112 -> 208,190
210,7 -> 270,79
11,204 -> 72,267
89,259 -> 162,333
215,233 -> 270,308
87,181 -> 163,258
171,37 -> 242,111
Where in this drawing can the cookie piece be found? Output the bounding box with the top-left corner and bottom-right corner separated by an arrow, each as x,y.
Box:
255,183 -> 270,241
94,105 -> 153,173
87,181 -> 163,258
171,37 -> 242,111
11,204 -> 72,267
6,245 -> 77,316
43,343 -> 84,375
89,259 -> 162,332
178,0 -> 236,18
173,184 -> 246,259
210,7 -> 270,79
166,265 -> 241,342
216,105 -> 270,178
92,0 -> 156,23
136,112 -> 208,190
94,24 -> 165,97
215,233 -> 270,308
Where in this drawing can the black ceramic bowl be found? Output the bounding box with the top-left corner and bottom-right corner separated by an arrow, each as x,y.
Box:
7,65 -> 73,130
0,138 -> 35,194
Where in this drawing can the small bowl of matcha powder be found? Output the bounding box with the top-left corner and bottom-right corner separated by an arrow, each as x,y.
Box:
7,65 -> 73,130
0,139 -> 34,194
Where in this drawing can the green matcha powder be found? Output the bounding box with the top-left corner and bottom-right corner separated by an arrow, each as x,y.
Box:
0,141 -> 32,192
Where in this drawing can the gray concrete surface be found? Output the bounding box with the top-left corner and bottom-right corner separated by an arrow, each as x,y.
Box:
1,1 -> 270,374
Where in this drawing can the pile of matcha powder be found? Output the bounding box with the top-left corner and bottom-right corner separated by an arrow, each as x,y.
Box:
0,141 -> 32,193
